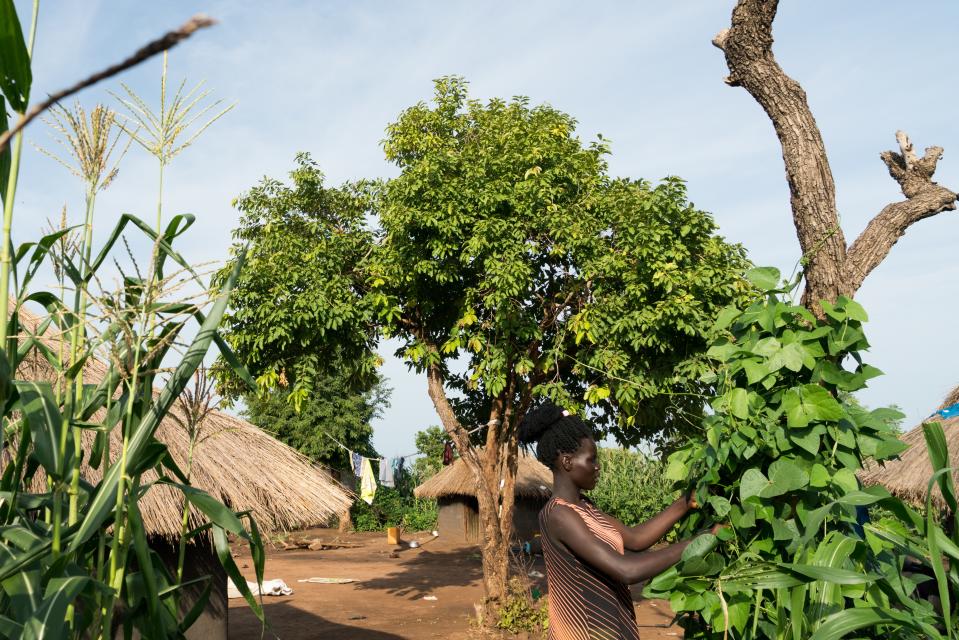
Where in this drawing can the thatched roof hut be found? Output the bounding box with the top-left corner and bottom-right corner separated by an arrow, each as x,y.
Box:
14,306 -> 352,536
415,451 -> 552,542
13,305 -> 353,639
414,450 -> 553,500
860,386 -> 959,509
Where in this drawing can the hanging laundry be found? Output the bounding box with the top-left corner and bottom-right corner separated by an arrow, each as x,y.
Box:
351,451 -> 363,478
379,457 -> 395,488
442,441 -> 454,466
360,457 -> 377,505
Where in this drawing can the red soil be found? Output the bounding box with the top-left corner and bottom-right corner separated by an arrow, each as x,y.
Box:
228,529 -> 682,639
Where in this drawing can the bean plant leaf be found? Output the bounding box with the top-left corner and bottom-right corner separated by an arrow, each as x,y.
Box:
739,468 -> 769,502
760,459 -> 809,497
682,533 -> 717,561
744,266 -> 780,291
781,384 -> 844,428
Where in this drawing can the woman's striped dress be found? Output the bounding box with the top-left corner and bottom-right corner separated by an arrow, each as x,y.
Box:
539,497 -> 641,640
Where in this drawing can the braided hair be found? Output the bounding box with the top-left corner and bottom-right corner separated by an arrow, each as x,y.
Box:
518,401 -> 594,469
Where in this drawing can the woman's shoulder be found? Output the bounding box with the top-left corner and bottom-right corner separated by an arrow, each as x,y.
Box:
543,496 -> 589,519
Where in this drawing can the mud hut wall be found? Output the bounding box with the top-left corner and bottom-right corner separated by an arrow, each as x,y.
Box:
150,537 -> 227,640
436,496 -> 545,543
511,497 -> 546,542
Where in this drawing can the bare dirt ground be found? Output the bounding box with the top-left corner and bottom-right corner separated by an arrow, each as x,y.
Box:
229,528 -> 682,639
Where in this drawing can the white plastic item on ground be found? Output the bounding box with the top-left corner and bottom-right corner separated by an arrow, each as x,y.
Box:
297,577 -> 355,584
227,578 -> 294,598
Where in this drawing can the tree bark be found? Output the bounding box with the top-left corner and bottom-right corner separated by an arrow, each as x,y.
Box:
714,0 -> 957,312
425,363 -> 528,624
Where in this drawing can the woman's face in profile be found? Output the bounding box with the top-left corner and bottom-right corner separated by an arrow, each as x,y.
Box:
563,436 -> 600,491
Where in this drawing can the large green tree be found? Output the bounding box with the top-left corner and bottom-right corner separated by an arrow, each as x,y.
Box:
242,371 -> 390,471
217,77 -> 751,617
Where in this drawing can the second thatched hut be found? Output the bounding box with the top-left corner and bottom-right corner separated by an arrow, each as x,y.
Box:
414,451 -> 552,543
859,386 -> 959,509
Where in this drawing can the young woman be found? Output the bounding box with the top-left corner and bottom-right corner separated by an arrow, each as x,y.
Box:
519,401 -> 712,640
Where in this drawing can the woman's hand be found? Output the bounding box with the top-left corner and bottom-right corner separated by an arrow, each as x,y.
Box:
684,487 -> 699,511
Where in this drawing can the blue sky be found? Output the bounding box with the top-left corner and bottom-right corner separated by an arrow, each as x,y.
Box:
10,1 -> 959,457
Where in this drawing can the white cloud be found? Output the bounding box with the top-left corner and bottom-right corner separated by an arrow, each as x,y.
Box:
9,0 -> 959,455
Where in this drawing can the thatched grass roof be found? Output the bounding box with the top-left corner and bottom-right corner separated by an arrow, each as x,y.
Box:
414,450 -> 552,500
859,386 -> 959,509
14,306 -> 352,538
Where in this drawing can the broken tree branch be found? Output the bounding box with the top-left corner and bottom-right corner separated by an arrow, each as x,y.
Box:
845,132 -> 957,291
715,1 -> 957,309
0,15 -> 215,154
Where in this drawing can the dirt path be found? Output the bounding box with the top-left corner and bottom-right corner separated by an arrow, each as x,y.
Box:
229,529 -> 682,639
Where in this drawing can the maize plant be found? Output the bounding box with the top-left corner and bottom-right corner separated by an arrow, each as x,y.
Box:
0,2 -> 265,638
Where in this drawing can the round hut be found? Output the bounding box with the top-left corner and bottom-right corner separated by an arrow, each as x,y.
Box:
414,451 -> 552,543
859,386 -> 959,509
14,307 -> 352,639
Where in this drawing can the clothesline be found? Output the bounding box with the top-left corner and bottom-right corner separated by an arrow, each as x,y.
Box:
321,420 -> 491,461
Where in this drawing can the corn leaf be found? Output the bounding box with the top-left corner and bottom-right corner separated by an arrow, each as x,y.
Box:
923,421 -> 958,512
14,381 -> 70,480
0,0 -> 31,112
213,524 -> 265,624
22,576 -> 94,640
70,250 -> 246,549
808,606 -> 934,640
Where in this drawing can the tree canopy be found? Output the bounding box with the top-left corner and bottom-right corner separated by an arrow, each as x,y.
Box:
216,76 -> 753,610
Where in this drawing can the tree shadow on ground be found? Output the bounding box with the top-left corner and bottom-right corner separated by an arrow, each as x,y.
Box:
230,600 -> 406,640
355,548 -> 484,599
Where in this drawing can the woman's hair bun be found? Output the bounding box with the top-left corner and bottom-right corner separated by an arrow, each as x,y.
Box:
518,400 -> 565,445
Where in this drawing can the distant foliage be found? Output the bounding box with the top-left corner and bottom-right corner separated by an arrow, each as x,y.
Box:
242,370 -> 390,471
350,463 -> 438,532
587,448 -> 674,528
411,425 -> 448,480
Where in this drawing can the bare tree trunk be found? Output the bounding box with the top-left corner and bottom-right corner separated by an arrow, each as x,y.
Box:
425,364 -> 530,624
714,0 -> 957,313
337,507 -> 352,533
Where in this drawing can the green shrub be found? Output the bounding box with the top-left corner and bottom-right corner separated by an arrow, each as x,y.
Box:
349,465 -> 438,532
587,448 -> 674,527
644,268 -> 945,638
496,577 -> 549,635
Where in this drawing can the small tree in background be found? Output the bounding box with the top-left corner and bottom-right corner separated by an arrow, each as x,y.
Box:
216,77 -> 752,618
412,425 -> 448,480
242,370 -> 390,471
